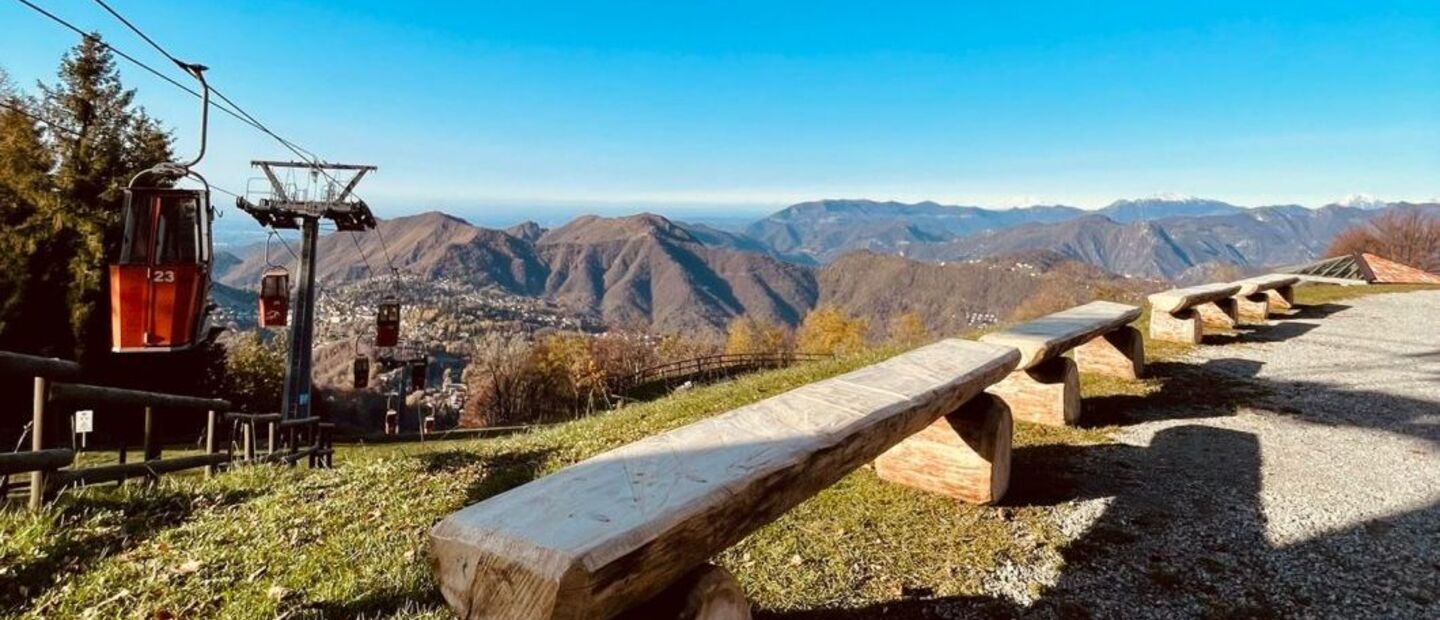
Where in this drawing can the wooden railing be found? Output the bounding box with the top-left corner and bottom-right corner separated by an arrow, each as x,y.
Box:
1,349 -> 330,510
609,352 -> 831,396
224,412 -> 333,468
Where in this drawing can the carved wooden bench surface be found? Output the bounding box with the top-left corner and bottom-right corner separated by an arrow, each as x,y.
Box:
979,301 -> 1144,427
429,339 -> 1019,620
1148,283 -> 1242,315
1233,274 -> 1299,297
979,301 -> 1141,370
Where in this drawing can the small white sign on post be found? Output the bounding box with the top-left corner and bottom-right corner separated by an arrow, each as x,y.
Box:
75,409 -> 94,434
74,409 -> 94,449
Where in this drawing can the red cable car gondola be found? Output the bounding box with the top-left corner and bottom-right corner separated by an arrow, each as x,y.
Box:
410,359 -> 427,393
110,61 -> 216,353
110,186 -> 214,352
376,298 -> 401,347
353,355 -> 370,389
258,268 -> 290,328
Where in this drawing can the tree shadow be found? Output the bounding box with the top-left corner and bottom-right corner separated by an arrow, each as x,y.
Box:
0,486 -> 259,613
457,447 -> 558,506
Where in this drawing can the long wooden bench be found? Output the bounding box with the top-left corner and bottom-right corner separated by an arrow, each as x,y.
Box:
977,301 -> 1143,426
1147,283 -> 1243,344
429,339 -> 1019,620
1230,274 -> 1300,323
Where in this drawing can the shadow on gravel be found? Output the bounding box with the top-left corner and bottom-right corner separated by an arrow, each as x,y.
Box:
762,302 -> 1440,618
1289,302 -> 1352,319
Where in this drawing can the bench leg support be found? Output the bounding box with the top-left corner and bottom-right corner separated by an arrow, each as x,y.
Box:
873,394 -> 1012,505
1075,326 -> 1145,380
622,563 -> 752,620
986,357 -> 1080,427
1265,285 -> 1295,313
1149,309 -> 1201,344
1236,294 -> 1271,324
1195,299 -> 1239,330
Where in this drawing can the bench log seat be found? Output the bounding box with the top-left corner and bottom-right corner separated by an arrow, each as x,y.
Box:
429,339 -> 1019,620
1231,274 -> 1300,322
977,301 -> 1143,426
1147,283 -> 1243,344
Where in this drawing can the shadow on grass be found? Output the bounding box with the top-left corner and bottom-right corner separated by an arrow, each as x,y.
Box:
412,446 -> 560,505
1079,360 -> 1260,428
0,486 -> 259,613
299,588 -> 447,619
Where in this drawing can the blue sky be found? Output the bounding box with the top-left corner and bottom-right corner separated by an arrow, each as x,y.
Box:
1,1 -> 1437,227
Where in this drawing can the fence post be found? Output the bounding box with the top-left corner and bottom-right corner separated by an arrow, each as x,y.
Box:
243,422 -> 255,462
205,410 -> 218,477
142,406 -> 158,461
267,422 -> 276,456
29,376 -> 48,511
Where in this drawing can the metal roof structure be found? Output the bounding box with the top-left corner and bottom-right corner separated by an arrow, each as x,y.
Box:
1280,252 -> 1440,285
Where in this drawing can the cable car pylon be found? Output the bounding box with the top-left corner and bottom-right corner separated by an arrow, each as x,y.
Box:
236,161 -> 377,422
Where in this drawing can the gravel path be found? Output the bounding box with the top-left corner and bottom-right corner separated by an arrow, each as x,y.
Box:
968,291 -> 1440,619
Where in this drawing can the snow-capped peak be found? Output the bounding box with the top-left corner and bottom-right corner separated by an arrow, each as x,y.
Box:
1149,192 -> 1198,202
1335,193 -> 1388,209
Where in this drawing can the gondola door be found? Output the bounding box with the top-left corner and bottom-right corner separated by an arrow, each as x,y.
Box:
376,299 -> 401,347
110,188 -> 212,352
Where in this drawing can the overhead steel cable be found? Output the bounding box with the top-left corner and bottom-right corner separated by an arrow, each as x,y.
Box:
85,0 -> 323,163
0,97 -> 83,138
12,0 -> 269,138
348,231 -> 377,280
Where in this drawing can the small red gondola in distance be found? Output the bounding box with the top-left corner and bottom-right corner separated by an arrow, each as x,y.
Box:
353,356 -> 370,389
110,188 -> 213,352
258,269 -> 290,328
376,298 -> 401,347
410,359 -> 426,393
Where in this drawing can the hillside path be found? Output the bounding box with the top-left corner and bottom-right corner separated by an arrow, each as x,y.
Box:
982,290 -> 1440,619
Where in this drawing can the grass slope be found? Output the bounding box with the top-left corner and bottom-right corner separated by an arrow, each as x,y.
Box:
1,284 -> 1423,619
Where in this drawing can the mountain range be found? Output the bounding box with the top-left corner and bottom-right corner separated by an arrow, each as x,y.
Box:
216,195 -> 1436,334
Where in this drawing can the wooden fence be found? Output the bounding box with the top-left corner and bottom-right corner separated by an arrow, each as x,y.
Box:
1,350 -> 331,510
609,352 -> 831,398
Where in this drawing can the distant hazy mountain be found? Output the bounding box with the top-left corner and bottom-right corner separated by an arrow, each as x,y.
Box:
743,199 -> 1086,263
503,221 -> 546,242
1327,194 -> 1391,210
818,250 -> 1162,334
908,205 -> 1385,279
1095,194 -> 1246,223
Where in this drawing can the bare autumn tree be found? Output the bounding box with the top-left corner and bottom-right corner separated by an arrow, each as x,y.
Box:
1327,209 -> 1440,273
462,333 -> 539,427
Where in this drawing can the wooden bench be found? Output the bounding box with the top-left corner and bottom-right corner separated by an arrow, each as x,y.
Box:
977,301 -> 1143,426
1147,283 -> 1243,343
429,339 -> 1019,620
1230,274 -> 1300,323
